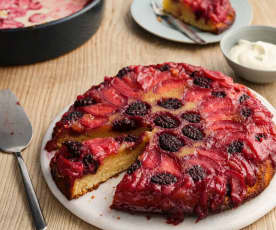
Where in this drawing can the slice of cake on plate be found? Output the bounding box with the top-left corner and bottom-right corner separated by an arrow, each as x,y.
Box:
163,0 -> 236,34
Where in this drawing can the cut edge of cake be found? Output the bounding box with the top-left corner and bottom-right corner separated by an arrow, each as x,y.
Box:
50,133 -> 150,200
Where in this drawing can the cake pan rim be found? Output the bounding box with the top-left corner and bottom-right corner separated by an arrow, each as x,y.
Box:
0,0 -> 102,33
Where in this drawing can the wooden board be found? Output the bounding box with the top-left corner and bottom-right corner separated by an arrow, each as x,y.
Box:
0,0 -> 276,229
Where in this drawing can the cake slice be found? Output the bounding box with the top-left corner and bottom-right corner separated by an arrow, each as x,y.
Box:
163,0 -> 236,34
50,134 -> 149,199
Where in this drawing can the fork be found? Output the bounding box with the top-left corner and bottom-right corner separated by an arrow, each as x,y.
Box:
151,0 -> 206,45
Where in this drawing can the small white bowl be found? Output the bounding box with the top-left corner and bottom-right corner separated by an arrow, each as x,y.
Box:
220,25 -> 276,83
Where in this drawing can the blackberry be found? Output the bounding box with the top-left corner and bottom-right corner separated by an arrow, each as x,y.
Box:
154,114 -> 180,129
112,117 -> 138,132
239,94 -> 250,103
63,141 -> 82,158
195,10 -> 203,20
83,154 -> 99,174
115,135 -> 138,143
187,165 -> 205,182
151,173 -> 177,185
127,160 -> 142,175
62,111 -> 83,123
226,183 -> 231,197
157,98 -> 183,110
191,72 -> 212,88
227,140 -> 244,154
159,64 -> 170,72
159,133 -> 184,152
124,135 -> 138,143
125,101 -> 150,116
182,125 -> 204,140
116,67 -> 132,78
193,76 -> 212,88
255,133 -> 267,142
212,91 -> 226,98
74,97 -> 96,107
241,107 -> 252,118
181,112 -> 201,123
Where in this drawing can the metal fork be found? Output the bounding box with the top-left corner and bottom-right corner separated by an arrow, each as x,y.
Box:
151,0 -> 206,45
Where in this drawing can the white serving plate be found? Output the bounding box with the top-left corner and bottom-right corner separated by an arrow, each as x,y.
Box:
130,0 -> 253,44
41,89 -> 276,230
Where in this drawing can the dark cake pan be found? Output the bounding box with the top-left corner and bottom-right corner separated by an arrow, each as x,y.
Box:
0,0 -> 104,66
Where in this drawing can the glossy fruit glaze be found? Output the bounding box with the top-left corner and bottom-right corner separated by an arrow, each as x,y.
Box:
0,0 -> 91,29
178,0 -> 233,23
46,62 -> 276,223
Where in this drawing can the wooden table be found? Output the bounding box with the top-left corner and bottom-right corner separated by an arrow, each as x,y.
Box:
0,0 -> 276,229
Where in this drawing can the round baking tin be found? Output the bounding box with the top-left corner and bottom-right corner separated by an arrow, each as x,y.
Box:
0,0 -> 104,66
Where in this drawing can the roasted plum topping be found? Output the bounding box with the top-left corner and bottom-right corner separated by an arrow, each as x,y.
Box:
116,67 -> 133,78
157,98 -> 183,110
154,114 -> 180,129
159,133 -> 184,152
125,101 -> 150,116
74,97 -> 97,107
256,133 -> 267,142
112,117 -> 138,132
182,125 -> 204,140
151,173 -> 177,185
83,154 -> 99,174
241,107 -> 252,118
127,160 -> 142,175
181,112 -> 201,123
187,165 -> 206,182
159,64 -> 170,72
63,141 -> 82,158
239,94 -> 250,103
212,91 -> 226,98
62,111 -> 83,123
227,141 -> 244,154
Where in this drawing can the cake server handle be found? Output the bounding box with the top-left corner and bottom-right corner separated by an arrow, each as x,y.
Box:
166,14 -> 207,45
15,152 -> 47,230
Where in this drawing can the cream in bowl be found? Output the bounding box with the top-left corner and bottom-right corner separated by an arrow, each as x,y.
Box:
220,25 -> 276,84
0,0 -> 92,29
230,40 -> 276,71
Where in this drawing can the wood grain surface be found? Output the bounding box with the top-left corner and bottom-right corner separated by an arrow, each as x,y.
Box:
0,0 -> 276,229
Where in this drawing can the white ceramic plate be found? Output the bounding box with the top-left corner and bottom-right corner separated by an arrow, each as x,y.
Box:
41,89 -> 276,230
130,0 -> 253,44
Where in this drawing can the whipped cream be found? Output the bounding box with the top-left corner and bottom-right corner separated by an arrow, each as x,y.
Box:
230,39 -> 276,71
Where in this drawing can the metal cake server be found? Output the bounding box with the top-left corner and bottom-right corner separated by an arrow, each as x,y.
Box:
151,0 -> 206,45
0,89 -> 47,230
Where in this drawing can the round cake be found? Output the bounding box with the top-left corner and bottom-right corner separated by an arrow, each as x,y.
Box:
46,62 -> 276,223
0,0 -> 92,29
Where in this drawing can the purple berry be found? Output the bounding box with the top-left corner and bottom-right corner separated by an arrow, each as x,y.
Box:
181,112 -> 201,123
182,125 -> 204,140
159,133 -> 184,152
125,101 -> 150,116
154,114 -> 180,129
157,98 -> 183,110
151,173 -> 177,185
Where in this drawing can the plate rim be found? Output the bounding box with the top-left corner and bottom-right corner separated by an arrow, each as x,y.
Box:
130,0 -> 253,44
41,88 -> 276,230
